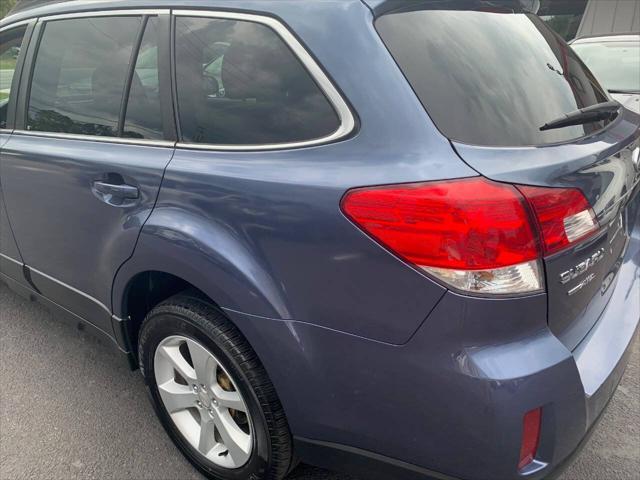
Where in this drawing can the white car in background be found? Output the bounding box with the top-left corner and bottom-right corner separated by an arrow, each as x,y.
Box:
571,34 -> 640,114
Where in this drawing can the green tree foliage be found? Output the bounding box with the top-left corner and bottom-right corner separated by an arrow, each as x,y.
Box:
1,0 -> 18,19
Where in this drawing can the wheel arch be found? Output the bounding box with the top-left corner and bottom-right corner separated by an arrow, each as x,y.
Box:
112,208 -> 293,359
112,208 -> 292,320
114,270 -> 209,361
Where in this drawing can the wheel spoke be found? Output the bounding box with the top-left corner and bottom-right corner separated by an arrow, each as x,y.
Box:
211,410 -> 252,466
186,339 -> 216,387
158,345 -> 197,384
198,414 -> 217,456
158,380 -> 196,414
216,389 -> 246,413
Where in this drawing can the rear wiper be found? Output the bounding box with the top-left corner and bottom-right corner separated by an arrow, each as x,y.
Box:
608,89 -> 640,94
540,101 -> 620,131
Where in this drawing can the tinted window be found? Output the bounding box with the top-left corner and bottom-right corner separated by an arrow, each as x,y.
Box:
0,26 -> 27,129
376,3 -> 611,147
175,17 -> 340,145
27,17 -> 141,137
123,17 -> 163,139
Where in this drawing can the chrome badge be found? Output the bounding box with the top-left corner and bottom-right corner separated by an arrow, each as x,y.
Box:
568,273 -> 596,296
559,248 -> 605,286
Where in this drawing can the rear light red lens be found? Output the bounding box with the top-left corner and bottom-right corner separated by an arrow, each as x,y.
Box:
518,407 -> 542,470
341,177 -> 599,295
518,186 -> 598,255
341,178 -> 539,271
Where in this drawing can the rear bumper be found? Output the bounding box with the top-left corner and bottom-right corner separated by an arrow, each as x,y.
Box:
293,384 -> 619,480
226,219 -> 640,480
545,352 -> 630,480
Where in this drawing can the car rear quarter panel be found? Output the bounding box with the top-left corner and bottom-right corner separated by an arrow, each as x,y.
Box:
113,0 -> 478,344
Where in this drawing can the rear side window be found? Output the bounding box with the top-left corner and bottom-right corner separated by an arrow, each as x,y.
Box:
27,17 -> 142,137
0,25 -> 27,129
174,16 -> 340,146
376,3 -> 612,147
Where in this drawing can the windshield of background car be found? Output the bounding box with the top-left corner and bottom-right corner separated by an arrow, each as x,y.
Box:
572,40 -> 640,93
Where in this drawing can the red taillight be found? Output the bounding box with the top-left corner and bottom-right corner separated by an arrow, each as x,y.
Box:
341,178 -> 538,270
341,177 -> 599,295
518,408 -> 542,470
518,186 -> 598,255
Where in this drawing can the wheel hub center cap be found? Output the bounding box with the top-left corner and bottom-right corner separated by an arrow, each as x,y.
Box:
197,391 -> 210,408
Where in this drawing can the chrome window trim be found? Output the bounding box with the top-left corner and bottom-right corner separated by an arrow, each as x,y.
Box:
5,8 -> 355,150
12,129 -> 176,148
39,9 -> 169,22
0,19 -> 32,32
1,9 -> 168,30
172,9 -> 356,152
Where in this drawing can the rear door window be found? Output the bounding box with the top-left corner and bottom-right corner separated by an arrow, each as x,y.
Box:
0,25 -> 28,129
376,2 -> 612,147
174,16 -> 340,146
27,16 -> 143,137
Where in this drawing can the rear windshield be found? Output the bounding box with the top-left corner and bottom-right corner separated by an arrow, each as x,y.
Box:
376,3 -> 612,147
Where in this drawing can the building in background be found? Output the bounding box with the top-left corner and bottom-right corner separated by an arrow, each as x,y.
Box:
539,0 -> 640,41
576,0 -> 640,38
539,0 -> 588,40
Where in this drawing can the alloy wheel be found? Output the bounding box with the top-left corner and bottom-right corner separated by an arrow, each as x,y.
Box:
154,335 -> 253,469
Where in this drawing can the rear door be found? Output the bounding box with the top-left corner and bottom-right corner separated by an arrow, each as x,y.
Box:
1,22 -> 30,283
376,1 -> 640,350
1,11 -> 175,333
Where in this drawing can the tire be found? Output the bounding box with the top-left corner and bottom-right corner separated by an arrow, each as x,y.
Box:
138,291 -> 294,480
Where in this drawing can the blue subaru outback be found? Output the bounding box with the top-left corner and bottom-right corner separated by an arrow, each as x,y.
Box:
0,1 -> 638,479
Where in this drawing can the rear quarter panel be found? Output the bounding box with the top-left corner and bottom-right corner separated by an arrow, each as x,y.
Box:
113,0 -> 478,344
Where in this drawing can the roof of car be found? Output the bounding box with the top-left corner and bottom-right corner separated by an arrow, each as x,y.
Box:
0,1 -> 279,28
571,34 -> 640,45
0,0 -> 343,28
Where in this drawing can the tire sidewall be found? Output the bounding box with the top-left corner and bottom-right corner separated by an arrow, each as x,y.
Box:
139,308 -> 271,480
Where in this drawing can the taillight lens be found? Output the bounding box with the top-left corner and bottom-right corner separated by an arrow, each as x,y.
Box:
518,408 -> 542,470
341,178 -> 543,294
518,186 -> 598,255
341,177 -> 599,295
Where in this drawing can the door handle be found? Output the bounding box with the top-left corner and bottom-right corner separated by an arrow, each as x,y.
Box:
92,181 -> 139,200
91,180 -> 140,207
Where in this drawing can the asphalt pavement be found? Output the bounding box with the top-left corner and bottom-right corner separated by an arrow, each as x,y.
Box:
1,282 -> 638,480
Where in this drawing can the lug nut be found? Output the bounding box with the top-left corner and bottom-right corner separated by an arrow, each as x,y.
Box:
196,400 -> 203,408
193,385 -> 199,393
